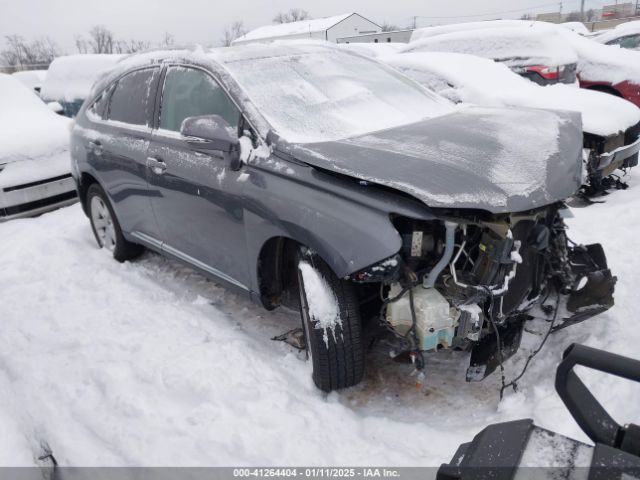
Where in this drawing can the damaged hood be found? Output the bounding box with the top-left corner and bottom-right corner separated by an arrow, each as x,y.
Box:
283,106 -> 583,214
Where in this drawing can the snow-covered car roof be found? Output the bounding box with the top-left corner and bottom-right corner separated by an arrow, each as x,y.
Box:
336,42 -> 406,58
92,42 -> 454,144
403,26 -> 578,68
409,19 -> 551,42
40,54 -> 124,103
0,74 -> 70,170
381,51 -> 640,137
11,70 -> 47,93
594,20 -> 640,45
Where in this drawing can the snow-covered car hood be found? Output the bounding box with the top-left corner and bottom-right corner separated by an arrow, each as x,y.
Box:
285,106 -> 583,214
382,52 -> 640,137
0,74 -> 71,167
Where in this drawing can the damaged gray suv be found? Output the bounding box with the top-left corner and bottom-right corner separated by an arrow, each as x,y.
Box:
71,43 -> 615,392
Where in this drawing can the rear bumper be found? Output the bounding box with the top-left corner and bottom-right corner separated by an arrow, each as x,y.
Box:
0,175 -> 78,221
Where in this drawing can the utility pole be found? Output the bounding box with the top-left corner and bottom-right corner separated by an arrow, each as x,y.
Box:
413,16 -> 417,29
559,1 -> 563,20
581,0 -> 586,21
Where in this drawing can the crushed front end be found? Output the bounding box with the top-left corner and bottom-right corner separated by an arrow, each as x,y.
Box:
582,121 -> 640,195
353,204 -> 616,382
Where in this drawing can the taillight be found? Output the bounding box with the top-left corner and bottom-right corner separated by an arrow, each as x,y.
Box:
525,65 -> 561,80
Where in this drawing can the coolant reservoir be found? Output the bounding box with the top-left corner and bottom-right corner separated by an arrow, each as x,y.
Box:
386,284 -> 457,351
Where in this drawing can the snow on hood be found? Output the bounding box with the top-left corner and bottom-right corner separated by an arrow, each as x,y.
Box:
402,26 -> 578,68
595,21 -> 640,45
382,52 -> 640,137
558,22 -> 591,36
284,106 -> 583,214
0,74 -> 71,164
40,54 -> 124,102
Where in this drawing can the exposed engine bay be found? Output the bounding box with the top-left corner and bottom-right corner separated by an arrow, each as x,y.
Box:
352,203 -> 616,382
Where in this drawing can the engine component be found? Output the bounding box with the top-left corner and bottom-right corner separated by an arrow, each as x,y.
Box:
386,284 -> 458,352
423,221 -> 457,288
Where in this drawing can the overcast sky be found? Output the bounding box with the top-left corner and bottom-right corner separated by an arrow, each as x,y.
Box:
0,0 -> 608,51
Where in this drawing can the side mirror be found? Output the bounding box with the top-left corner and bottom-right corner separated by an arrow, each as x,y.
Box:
47,101 -> 64,115
180,115 -> 242,170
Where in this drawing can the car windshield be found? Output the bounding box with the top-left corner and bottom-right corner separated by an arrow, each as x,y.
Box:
223,49 -> 452,143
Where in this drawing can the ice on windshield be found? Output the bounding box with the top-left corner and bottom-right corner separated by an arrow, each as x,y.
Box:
223,49 -> 453,143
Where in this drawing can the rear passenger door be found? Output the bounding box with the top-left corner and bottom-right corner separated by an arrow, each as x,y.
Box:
92,67 -> 161,241
146,65 -> 250,291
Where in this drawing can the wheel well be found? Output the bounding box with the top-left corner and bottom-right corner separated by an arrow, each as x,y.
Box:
78,173 -> 99,215
587,85 -> 623,98
257,237 -> 303,310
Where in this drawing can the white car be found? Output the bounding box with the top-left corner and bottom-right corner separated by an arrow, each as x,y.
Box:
594,21 -> 640,50
0,74 -> 76,221
11,70 -> 47,95
381,51 -> 640,192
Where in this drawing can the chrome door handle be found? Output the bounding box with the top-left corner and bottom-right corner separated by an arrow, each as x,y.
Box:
146,156 -> 167,175
88,141 -> 103,156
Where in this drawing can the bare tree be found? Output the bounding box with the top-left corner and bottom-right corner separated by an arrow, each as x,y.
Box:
520,13 -> 533,20
159,32 -> 175,48
221,20 -> 247,46
0,35 -> 59,70
114,39 -> 151,54
273,8 -> 309,24
380,22 -> 400,32
87,25 -> 115,54
586,8 -> 596,21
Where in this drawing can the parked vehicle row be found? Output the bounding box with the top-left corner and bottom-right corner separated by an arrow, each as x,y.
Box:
70,43 -> 616,392
0,74 -> 76,221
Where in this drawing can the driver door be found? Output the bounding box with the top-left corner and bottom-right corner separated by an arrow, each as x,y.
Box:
147,65 -> 250,291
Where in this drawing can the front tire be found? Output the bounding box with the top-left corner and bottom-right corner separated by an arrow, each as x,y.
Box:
87,183 -> 142,262
297,251 -> 365,392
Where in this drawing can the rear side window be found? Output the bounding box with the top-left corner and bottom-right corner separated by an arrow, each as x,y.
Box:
159,66 -> 240,133
107,68 -> 158,126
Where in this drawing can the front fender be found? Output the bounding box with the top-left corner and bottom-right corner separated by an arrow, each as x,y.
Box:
242,162 -> 434,291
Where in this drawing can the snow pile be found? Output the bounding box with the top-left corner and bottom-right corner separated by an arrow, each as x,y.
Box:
299,261 -> 342,347
595,20 -> 640,45
382,52 -> 640,136
233,13 -> 353,44
0,74 -> 71,171
403,27 -> 578,68
221,44 -> 452,143
40,54 -> 124,102
1,175 -> 640,465
11,70 -> 47,93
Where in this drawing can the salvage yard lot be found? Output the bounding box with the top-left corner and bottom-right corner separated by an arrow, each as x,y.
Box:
1,176 -> 639,466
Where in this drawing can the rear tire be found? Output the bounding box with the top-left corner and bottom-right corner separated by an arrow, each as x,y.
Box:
297,251 -> 365,392
87,183 -> 142,262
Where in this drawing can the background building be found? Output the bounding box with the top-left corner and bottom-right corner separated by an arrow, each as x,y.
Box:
232,13 -> 381,45
336,29 -> 413,44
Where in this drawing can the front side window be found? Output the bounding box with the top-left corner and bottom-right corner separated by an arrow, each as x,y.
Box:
88,84 -> 115,120
159,66 -> 240,133
107,68 -> 158,126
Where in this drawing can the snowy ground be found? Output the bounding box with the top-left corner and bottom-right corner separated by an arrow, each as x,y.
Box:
1,174 -> 640,468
